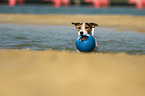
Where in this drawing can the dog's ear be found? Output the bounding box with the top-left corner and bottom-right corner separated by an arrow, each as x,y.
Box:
89,23 -> 98,28
72,22 -> 81,29
72,22 -> 81,26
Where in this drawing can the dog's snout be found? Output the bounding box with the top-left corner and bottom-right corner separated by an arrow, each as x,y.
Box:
80,31 -> 83,35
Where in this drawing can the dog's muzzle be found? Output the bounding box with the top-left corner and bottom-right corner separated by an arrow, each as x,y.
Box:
80,31 -> 83,35
78,30 -> 87,36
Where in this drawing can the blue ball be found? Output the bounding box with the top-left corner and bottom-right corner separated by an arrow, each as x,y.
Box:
76,34 -> 96,52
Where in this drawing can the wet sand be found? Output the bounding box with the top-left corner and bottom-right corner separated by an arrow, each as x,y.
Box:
0,14 -> 145,32
0,50 -> 145,96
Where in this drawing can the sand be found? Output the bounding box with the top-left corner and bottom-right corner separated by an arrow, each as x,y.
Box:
0,14 -> 145,32
0,50 -> 145,96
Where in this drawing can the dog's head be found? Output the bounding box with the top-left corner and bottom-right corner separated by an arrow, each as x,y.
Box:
72,22 -> 98,36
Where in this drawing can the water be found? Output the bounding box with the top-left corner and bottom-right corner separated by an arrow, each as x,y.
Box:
0,5 -> 145,15
0,24 -> 145,54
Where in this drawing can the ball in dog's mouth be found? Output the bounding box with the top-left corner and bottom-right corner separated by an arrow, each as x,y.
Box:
79,36 -> 89,41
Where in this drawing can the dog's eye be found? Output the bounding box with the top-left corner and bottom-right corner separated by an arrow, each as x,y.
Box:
78,27 -> 81,29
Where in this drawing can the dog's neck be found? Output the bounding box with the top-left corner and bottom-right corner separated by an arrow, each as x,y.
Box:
91,28 -> 95,36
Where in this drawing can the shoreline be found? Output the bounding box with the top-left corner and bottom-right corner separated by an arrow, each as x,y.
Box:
0,14 -> 145,32
0,13 -> 145,96
1,13 -> 145,96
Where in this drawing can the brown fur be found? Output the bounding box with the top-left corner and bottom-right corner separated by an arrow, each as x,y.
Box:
72,22 -> 98,34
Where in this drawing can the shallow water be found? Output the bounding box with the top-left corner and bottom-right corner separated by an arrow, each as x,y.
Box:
0,24 -> 145,54
0,5 -> 145,15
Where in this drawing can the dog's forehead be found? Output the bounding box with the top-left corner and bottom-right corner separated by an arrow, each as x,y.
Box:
80,23 -> 90,26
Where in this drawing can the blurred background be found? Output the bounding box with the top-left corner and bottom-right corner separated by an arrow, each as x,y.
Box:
0,0 -> 145,9
0,0 -> 145,15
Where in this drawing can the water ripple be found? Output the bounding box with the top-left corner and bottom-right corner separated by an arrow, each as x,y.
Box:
0,24 -> 145,54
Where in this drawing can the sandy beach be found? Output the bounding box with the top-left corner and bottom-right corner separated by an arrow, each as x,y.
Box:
0,50 -> 145,96
0,14 -> 145,32
0,13 -> 145,96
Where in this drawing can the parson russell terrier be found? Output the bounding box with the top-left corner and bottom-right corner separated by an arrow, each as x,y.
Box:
72,22 -> 98,51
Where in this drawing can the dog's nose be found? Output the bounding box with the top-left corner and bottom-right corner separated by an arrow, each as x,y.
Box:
80,31 -> 83,35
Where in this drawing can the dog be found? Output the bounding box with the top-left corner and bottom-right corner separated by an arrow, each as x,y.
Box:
72,22 -> 98,36
72,22 -> 99,51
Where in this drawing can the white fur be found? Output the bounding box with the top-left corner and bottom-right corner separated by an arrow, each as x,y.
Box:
78,22 -> 88,36
91,28 -> 95,37
76,22 -> 98,52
